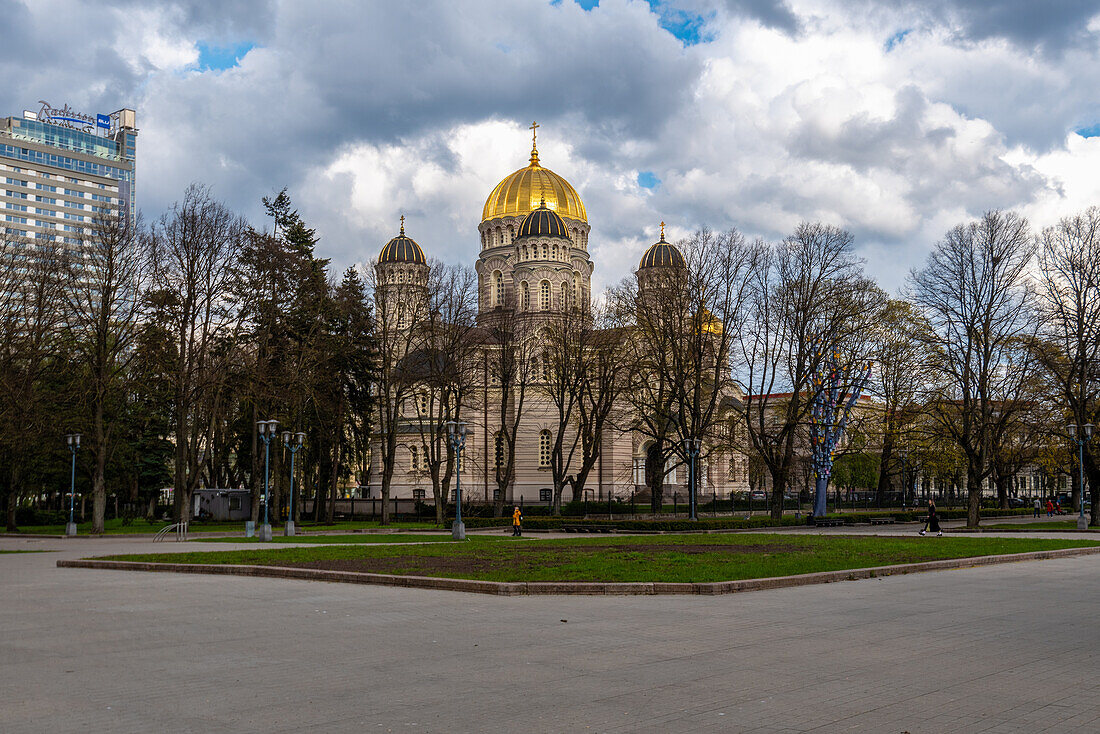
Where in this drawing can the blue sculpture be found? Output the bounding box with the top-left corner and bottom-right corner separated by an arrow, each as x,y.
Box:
810,353 -> 872,517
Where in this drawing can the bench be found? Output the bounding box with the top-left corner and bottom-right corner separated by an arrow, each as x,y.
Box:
807,516 -> 847,527
868,517 -> 896,525
561,524 -> 615,533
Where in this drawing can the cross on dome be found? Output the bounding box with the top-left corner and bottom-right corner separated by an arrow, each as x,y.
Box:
529,120 -> 540,166
400,214 -> 405,235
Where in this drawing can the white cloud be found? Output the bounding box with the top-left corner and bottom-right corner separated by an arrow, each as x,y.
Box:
4,0 -> 1100,296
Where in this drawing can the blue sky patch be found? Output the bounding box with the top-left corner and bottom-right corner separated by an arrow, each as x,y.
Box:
196,41 -> 256,71
637,171 -> 661,189
572,1 -> 712,45
885,28 -> 911,52
1076,124 -> 1100,138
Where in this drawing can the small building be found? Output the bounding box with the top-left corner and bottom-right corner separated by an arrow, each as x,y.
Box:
192,488 -> 251,521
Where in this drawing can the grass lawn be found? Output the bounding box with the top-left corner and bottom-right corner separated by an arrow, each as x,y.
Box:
0,549 -> 53,554
198,533 -> 494,544
101,534 -> 1100,584
983,521 -> 1099,531
12,518 -> 444,535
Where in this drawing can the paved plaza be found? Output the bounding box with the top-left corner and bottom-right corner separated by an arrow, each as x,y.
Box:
3,530 -> 1099,733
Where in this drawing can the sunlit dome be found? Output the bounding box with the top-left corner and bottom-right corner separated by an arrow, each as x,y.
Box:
481,123 -> 588,224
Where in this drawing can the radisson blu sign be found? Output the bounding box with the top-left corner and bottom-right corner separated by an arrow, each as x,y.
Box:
34,101 -> 111,133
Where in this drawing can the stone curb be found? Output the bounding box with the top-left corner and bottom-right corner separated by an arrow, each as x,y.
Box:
56,545 -> 1100,596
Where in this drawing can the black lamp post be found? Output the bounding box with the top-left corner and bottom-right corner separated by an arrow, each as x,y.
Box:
282,430 -> 305,536
445,420 -> 468,540
65,433 -> 81,536
256,419 -> 278,541
1068,423 -> 1094,531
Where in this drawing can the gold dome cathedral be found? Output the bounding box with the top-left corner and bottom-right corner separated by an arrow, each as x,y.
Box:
481,122 -> 588,224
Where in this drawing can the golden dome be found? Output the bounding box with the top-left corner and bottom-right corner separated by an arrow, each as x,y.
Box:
481,123 -> 588,224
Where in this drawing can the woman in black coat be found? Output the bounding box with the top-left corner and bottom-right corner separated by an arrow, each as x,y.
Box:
920,499 -> 942,536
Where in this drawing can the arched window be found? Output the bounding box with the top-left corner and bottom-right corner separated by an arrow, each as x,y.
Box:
492,270 -> 503,307
573,273 -> 581,306
541,244 -> 548,259
494,432 -> 506,472
520,281 -> 530,311
560,281 -> 569,310
552,244 -> 558,259
541,352 -> 552,382
540,280 -> 551,310
539,430 -> 552,468
530,354 -> 539,380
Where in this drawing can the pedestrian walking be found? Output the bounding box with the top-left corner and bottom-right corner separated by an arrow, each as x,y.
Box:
919,499 -> 942,536
1046,498 -> 1054,517
1033,498 -> 1041,518
512,505 -> 523,537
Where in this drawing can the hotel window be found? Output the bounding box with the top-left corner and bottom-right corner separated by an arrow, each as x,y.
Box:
539,430 -> 552,468
540,280 -> 551,310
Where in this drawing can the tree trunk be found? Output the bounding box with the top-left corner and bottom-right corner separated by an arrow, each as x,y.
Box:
769,463 -> 788,521
966,465 -> 982,529
875,433 -> 894,506
995,472 -> 1010,511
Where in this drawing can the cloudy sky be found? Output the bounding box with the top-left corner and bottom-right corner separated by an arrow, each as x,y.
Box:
6,0 -> 1100,293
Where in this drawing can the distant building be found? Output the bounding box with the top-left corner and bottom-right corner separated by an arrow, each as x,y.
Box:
0,102 -> 137,247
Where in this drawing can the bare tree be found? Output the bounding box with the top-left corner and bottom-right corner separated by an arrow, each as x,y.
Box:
408,262 -> 479,525
65,213 -> 149,533
866,298 -> 932,503
1033,207 -> 1100,523
737,223 -> 879,520
614,228 -> 754,512
910,210 -> 1036,528
147,184 -> 246,523
369,262 -> 430,525
483,307 -> 535,517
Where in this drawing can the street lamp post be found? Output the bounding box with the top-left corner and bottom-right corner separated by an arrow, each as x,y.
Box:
282,430 -> 305,537
1068,423 -> 1094,531
257,419 -> 278,541
683,438 -> 701,521
65,434 -> 81,536
445,420 -> 467,540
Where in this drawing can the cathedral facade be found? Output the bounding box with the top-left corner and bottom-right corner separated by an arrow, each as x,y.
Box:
367,128 -> 749,507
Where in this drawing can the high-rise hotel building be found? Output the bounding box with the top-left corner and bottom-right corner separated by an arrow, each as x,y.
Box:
0,104 -> 137,246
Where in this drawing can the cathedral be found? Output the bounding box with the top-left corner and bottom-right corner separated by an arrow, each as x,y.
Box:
367,125 -> 749,508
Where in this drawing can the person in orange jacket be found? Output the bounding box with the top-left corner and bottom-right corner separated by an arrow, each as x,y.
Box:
512,506 -> 523,536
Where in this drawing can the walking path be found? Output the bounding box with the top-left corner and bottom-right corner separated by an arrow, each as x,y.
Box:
3,527 -> 1100,732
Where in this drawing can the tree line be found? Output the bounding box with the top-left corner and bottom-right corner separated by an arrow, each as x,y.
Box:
2,186 -> 1097,531
0,185 -> 374,532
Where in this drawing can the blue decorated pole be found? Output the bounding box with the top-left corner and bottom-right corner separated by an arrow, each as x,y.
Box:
810,352 -> 872,517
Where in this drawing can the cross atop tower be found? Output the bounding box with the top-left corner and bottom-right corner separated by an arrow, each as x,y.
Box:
660,221 -> 665,240
529,120 -> 540,166
400,214 -> 405,236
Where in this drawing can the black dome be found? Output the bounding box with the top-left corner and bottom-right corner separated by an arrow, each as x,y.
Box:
517,200 -> 570,239
378,220 -> 426,264
639,233 -> 685,269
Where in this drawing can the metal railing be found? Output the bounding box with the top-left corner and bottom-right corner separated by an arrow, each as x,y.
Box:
153,522 -> 187,542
